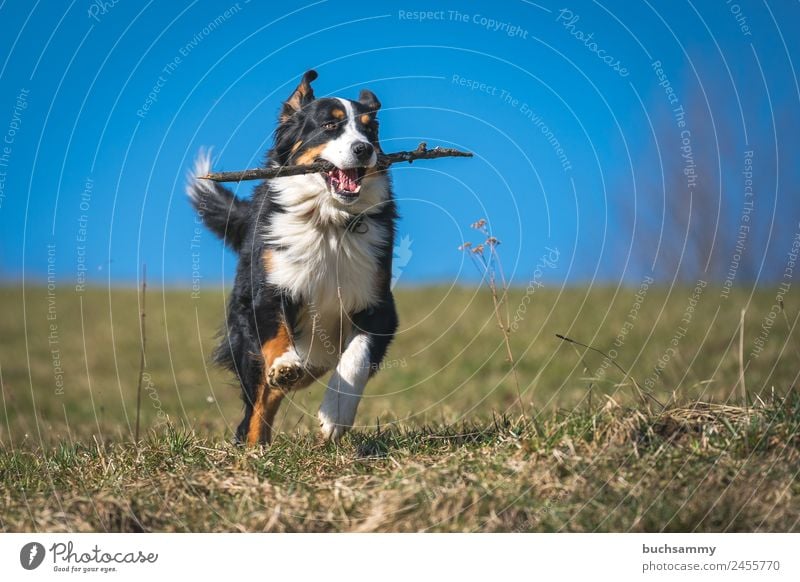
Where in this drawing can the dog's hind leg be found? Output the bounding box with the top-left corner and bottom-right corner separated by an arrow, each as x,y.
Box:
239,322 -> 294,445
318,295 -> 398,441
223,317 -> 265,445
226,296 -> 294,446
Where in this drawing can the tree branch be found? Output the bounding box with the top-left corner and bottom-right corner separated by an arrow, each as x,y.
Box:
200,142 -> 473,183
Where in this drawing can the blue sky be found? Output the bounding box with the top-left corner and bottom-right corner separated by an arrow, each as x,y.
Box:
0,0 -> 798,288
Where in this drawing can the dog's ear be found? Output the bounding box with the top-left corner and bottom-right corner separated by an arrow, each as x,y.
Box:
280,70 -> 318,122
358,89 -> 381,113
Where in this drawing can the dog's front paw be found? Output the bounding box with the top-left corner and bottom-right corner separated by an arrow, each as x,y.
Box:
318,388 -> 358,442
267,362 -> 304,388
317,408 -> 352,442
318,369 -> 365,442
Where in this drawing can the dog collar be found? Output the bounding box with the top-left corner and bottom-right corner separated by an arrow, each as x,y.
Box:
345,214 -> 369,234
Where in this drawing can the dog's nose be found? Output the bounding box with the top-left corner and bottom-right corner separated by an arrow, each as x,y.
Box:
351,141 -> 374,162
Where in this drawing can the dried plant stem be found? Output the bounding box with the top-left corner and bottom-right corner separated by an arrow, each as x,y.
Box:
461,220 -> 526,421
739,308 -> 747,406
487,274 -> 525,419
135,264 -> 147,443
556,333 -> 664,412
202,143 -> 472,182
490,245 -> 515,342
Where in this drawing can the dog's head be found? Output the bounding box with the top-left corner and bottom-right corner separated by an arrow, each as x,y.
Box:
271,70 -> 386,208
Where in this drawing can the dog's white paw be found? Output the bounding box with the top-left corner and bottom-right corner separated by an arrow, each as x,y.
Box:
317,336 -> 371,442
318,379 -> 360,442
318,410 -> 351,442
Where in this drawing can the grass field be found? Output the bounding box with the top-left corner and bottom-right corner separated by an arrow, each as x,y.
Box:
1,285 -> 798,531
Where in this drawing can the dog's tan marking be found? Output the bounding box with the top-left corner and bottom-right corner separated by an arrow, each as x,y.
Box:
290,140 -> 303,154
281,71 -> 317,122
295,143 -> 327,165
263,324 -> 292,366
260,389 -> 286,444
331,108 -> 345,120
262,249 -> 273,274
360,114 -> 371,125
246,323 -> 292,445
247,396 -> 266,445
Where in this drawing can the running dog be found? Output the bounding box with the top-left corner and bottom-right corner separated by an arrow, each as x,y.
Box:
187,70 -> 398,445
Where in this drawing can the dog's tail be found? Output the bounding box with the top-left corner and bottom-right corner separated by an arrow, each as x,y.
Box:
186,148 -> 251,252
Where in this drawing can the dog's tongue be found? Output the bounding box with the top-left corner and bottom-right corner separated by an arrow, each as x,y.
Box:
329,167 -> 360,193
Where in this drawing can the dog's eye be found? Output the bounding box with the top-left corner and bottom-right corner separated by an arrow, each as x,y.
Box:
321,121 -> 337,131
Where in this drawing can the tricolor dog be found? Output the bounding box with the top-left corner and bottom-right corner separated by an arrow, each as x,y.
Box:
188,70 -> 398,445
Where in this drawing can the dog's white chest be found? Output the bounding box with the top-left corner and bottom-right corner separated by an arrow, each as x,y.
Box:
267,215 -> 384,315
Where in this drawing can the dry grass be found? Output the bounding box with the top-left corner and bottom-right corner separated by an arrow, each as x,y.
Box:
1,393 -> 798,532
0,285 -> 798,531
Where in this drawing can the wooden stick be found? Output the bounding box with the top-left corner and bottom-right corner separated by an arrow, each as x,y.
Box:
201,142 -> 473,183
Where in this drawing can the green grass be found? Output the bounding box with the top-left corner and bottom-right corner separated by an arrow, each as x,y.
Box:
1,285 -> 798,531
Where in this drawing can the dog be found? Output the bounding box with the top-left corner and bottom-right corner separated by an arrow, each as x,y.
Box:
187,70 -> 398,445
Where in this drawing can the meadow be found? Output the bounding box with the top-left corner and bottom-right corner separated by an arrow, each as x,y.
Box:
0,284 -> 797,531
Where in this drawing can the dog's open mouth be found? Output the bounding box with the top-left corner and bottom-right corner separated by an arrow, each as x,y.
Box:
324,166 -> 366,201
